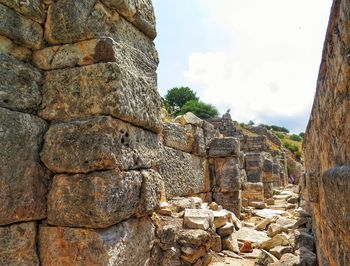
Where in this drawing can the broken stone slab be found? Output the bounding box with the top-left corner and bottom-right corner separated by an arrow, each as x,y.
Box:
175,112 -> 204,127
0,4 -> 43,49
248,201 -> 267,209
222,250 -> 243,259
158,146 -> 209,197
0,222 -> 39,265
41,116 -> 161,174
47,169 -> 163,228
213,157 -> 241,192
222,233 -> 240,253
177,230 -> 209,248
208,137 -> 240,158
0,0 -> 44,23
0,35 -> 31,61
269,245 -> 293,259
183,209 -> 213,230
168,197 -> 203,212
180,246 -> 206,264
39,217 -> 155,266
216,222 -> 234,237
254,209 -> 287,219
212,210 -> 230,228
236,227 -> 270,245
39,62 -> 162,133
267,223 -> 289,237
261,233 -> 290,251
241,249 -> 263,259
254,216 -> 277,231
207,233 -> 222,252
0,54 -> 42,113
0,108 -> 49,226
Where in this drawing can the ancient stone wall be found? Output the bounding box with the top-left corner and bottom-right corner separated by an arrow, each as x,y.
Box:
0,1 -> 164,264
303,0 -> 350,264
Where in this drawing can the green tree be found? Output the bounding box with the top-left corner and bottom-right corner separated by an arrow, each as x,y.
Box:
164,87 -> 199,115
290,134 -> 302,142
299,132 -> 305,139
248,120 -> 255,126
179,100 -> 219,119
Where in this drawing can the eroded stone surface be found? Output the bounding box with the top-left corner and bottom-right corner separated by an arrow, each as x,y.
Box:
213,157 -> 241,192
39,217 -> 155,266
209,137 -> 240,158
40,63 -> 162,133
0,36 -> 31,61
157,146 -> 209,197
0,4 -> 43,49
41,116 -> 161,173
0,0 -> 44,23
0,108 -> 48,226
48,170 -> 143,228
0,222 -> 39,266
0,54 -> 42,113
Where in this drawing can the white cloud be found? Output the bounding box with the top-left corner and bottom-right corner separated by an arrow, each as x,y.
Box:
185,0 -> 332,131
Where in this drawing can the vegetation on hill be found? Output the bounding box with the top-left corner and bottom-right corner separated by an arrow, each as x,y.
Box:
163,87 -> 219,119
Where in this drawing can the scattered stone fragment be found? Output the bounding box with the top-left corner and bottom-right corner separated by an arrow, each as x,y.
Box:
240,241 -> 253,253
209,202 -> 219,211
269,245 -> 293,259
241,249 -> 263,259
267,223 -> 289,237
261,233 -> 290,251
287,196 -> 298,204
181,246 -> 206,264
216,222 -> 234,237
183,209 -> 213,230
236,227 -> 270,244
213,210 -> 230,228
255,216 -> 276,231
178,230 -> 209,248
249,201 -> 267,209
175,112 -> 203,127
222,250 -> 243,259
222,233 -> 239,253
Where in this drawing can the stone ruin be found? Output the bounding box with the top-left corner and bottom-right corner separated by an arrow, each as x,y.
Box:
0,0 -> 348,265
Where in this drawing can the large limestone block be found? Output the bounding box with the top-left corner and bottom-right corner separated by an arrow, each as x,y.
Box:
0,4 -> 43,49
33,38 -> 118,70
0,222 -> 39,265
39,62 -> 162,133
183,209 -> 213,230
48,170 -> 143,228
101,0 -> 156,39
39,217 -> 155,266
162,122 -> 206,156
0,0 -> 44,23
242,182 -> 264,201
41,116 -> 161,173
0,108 -> 48,226
208,137 -> 240,158
157,147 -> 209,197
46,0 -> 157,49
0,36 -> 31,61
0,54 -> 42,113
213,157 -> 241,192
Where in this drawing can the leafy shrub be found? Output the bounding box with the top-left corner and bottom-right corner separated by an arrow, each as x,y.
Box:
180,100 -> 219,119
290,134 -> 302,142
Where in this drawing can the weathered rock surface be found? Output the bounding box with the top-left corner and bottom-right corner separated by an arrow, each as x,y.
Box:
236,227 -> 270,244
175,112 -> 204,127
208,137 -> 240,158
212,157 -> 241,192
41,116 -> 161,173
39,217 -> 155,266
0,36 -> 31,61
0,108 -> 48,226
0,0 -> 44,23
0,222 -> 39,265
183,209 -> 213,230
0,4 -> 43,49
162,122 -> 205,156
101,0 -> 156,39
222,233 -> 239,253
177,230 -> 209,248
33,38 -> 118,70
213,192 -> 241,218
157,146 -> 209,197
48,169 -> 162,228
39,62 -> 162,133
0,54 -> 42,113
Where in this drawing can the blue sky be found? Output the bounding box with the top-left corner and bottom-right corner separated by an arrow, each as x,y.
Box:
153,0 -> 333,133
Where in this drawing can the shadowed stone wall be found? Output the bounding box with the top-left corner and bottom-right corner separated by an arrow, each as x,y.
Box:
303,0 -> 350,264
